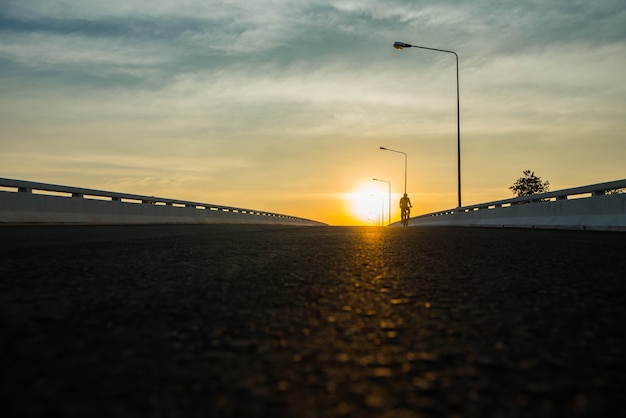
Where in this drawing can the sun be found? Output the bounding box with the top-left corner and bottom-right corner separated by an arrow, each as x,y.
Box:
346,184 -> 387,225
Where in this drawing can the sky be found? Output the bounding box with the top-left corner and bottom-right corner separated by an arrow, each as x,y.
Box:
1,0 -> 625,225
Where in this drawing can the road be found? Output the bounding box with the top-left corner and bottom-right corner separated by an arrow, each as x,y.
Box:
1,225 -> 625,417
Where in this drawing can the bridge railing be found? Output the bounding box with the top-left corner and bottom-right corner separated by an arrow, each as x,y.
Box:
0,177 -> 327,226
403,179 -> 626,230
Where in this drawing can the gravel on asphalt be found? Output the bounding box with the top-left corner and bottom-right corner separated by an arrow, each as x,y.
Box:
1,225 -> 625,417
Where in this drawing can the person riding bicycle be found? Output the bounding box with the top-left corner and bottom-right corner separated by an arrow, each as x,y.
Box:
399,193 -> 412,224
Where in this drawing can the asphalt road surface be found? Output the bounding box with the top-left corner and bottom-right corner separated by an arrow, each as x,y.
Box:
1,225 -> 625,418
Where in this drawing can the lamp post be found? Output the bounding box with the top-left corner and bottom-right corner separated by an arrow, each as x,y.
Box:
373,178 -> 391,225
379,146 -> 407,195
393,41 -> 462,208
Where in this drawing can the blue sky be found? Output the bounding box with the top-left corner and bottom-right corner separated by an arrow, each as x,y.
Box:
1,0 -> 625,224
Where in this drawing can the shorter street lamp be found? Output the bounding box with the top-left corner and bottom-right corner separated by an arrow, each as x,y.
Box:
373,178 -> 391,226
379,146 -> 407,194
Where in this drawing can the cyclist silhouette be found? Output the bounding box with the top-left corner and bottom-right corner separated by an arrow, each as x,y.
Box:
399,193 -> 412,226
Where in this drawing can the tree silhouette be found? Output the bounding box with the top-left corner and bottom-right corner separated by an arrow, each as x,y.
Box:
509,170 -> 550,197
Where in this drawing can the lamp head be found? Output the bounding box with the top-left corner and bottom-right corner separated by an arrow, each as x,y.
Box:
393,41 -> 412,50
379,146 -> 387,150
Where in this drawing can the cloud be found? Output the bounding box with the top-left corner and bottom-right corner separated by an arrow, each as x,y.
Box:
0,32 -> 168,69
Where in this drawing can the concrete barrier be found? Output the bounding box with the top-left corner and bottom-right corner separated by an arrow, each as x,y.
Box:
401,179 -> 626,231
0,178 -> 327,226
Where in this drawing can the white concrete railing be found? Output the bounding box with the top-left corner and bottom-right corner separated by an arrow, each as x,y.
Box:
0,178 -> 327,226
398,179 -> 626,231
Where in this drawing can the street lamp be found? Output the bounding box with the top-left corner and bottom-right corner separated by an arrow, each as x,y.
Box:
373,178 -> 391,226
379,146 -> 407,195
393,40 -> 462,208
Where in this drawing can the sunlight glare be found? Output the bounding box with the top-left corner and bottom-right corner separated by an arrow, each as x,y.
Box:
347,184 -> 385,225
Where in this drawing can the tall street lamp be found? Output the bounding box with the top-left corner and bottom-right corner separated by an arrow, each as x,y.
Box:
379,146 -> 407,195
393,41 -> 462,208
372,178 -> 391,225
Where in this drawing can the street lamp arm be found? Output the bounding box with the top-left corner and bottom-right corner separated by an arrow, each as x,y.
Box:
394,41 -> 457,57
379,146 -> 406,158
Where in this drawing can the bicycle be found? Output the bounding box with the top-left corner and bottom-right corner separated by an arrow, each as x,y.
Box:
401,208 -> 410,227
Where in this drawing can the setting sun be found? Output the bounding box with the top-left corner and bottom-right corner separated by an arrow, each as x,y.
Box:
346,184 -> 389,225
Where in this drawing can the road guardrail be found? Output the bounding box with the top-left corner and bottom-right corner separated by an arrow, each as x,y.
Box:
0,178 -> 327,226
400,179 -> 626,231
